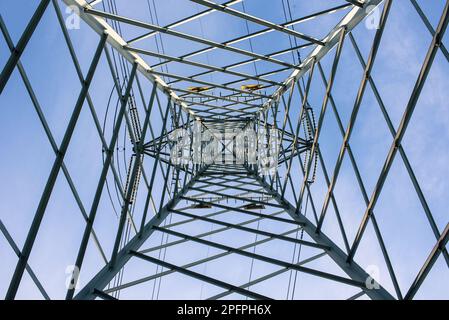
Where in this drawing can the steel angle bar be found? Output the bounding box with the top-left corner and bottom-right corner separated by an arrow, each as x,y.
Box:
405,222 -> 449,299
248,167 -> 395,300
188,187 -> 284,208
6,34 -> 107,300
151,70 -> 271,99
131,251 -> 271,300
208,252 -> 327,300
105,223 -> 298,294
260,0 -> 384,114
0,13 -> 109,266
109,84 -> 159,269
348,291 -> 366,300
83,7 -> 302,71
53,0 -> 136,216
292,83 -> 350,246
139,100 -> 172,234
73,167 -> 207,299
0,219 -> 49,300
348,32 -> 449,268
140,210 -> 287,254
196,180 -> 265,195
126,46 -> 280,87
316,2 -> 392,232
174,88 -> 262,108
65,62 -> 138,300
0,0 -> 51,93
280,57 -> 317,200
316,60 -> 402,299
169,209 -> 327,250
191,0 -> 324,45
128,0 -> 242,44
153,226 -> 366,289
348,0 -> 449,262
410,0 -> 449,63
346,0 -> 364,7
154,3 -> 352,71
296,27 -> 346,212
181,196 -> 302,227
62,0 -> 199,119
92,289 -> 118,300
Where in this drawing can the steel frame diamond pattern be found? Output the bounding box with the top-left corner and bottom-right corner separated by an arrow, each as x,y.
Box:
0,0 -> 448,300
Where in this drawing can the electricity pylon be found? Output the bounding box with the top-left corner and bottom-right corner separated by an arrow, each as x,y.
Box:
1,0 -> 448,300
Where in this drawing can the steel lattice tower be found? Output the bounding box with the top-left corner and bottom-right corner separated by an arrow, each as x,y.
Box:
0,0 -> 448,300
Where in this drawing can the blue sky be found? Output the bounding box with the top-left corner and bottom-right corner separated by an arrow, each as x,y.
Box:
0,0 -> 448,299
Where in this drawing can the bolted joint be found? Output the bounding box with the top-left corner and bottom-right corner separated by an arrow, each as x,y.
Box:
133,143 -> 144,154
